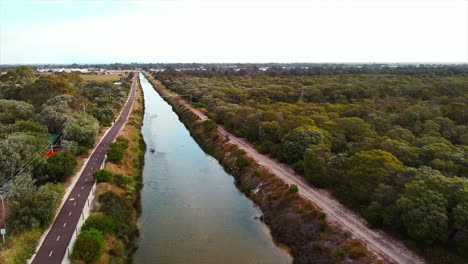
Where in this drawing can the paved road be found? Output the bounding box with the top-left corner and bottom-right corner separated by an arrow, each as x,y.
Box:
31,74 -> 138,264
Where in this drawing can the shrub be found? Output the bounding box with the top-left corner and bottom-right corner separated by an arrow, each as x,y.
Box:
93,169 -> 113,183
202,120 -> 217,131
107,138 -> 129,163
289,184 -> 299,193
82,214 -> 116,235
46,151 -> 77,182
71,228 -> 104,263
192,102 -> 206,108
75,146 -> 88,156
98,192 -> 134,236
336,249 -> 346,259
343,240 -> 368,259
236,156 -> 250,168
113,173 -> 130,187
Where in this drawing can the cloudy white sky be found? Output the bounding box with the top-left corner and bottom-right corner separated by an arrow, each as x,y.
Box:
0,0 -> 467,64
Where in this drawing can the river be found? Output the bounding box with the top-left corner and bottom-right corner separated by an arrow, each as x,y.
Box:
134,73 -> 292,264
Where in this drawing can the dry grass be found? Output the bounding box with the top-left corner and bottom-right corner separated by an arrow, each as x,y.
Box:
79,74 -> 124,82
0,229 -> 42,264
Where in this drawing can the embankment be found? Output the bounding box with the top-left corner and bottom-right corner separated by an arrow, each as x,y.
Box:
143,72 -> 380,264
90,76 -> 146,263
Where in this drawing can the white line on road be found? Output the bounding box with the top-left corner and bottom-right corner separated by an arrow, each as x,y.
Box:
74,202 -> 76,206
78,194 -> 81,197
63,222 -> 66,227
81,186 -> 84,190
49,251 -> 53,257
69,212 -> 72,216
56,236 -> 60,241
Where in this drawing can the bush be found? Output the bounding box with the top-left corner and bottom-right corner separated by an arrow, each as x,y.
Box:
113,173 -> 131,187
93,169 -> 113,183
192,102 -> 206,108
71,228 -> 104,263
107,137 -> 129,163
82,214 -> 116,235
336,249 -> 346,259
343,240 -> 368,259
236,156 -> 250,168
46,151 -> 77,182
202,120 -> 217,131
75,146 -> 88,156
98,192 -> 134,236
289,184 -> 299,193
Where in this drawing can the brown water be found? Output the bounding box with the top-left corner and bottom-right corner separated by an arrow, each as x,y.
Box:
133,73 -> 292,264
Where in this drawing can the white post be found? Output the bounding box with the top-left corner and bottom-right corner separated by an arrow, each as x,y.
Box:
0,195 -> 6,244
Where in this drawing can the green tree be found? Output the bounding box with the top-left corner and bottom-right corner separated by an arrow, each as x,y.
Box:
303,144 -> 331,187
346,150 -> 405,202
46,151 -> 77,182
336,117 -> 375,142
397,181 -> 448,243
280,125 -> 328,163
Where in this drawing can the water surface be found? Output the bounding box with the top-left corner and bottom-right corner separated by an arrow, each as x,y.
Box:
134,73 -> 292,264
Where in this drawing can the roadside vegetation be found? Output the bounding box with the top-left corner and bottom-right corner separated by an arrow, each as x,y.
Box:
71,77 -> 145,264
151,66 -> 468,264
0,66 -> 133,263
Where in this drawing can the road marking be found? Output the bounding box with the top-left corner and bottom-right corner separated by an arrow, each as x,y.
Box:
69,212 -> 72,216
63,222 -> 66,227
74,202 -> 76,206
81,186 -> 84,190
49,251 -> 53,257
56,235 -> 60,241
78,194 -> 81,197
69,198 -> 74,201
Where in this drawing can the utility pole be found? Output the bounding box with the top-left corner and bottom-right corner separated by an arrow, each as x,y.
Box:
0,194 -> 6,244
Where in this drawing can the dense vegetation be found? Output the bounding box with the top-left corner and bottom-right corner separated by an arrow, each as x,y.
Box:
153,67 -> 468,263
79,78 -> 145,263
0,66 -> 132,262
146,74 -> 377,263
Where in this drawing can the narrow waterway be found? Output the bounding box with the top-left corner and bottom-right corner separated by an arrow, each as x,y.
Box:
134,73 -> 292,264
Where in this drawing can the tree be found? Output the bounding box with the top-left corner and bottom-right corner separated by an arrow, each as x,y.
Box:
259,121 -> 281,143
0,99 -> 35,124
280,125 -> 328,163
45,151 -> 77,182
7,183 -> 62,234
71,228 -> 105,263
336,117 -> 375,142
397,181 -> 449,243
303,144 -> 331,187
0,133 -> 45,181
63,112 -> 99,147
346,150 -> 405,202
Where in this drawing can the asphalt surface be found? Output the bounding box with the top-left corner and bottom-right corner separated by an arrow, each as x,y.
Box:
31,75 -> 137,264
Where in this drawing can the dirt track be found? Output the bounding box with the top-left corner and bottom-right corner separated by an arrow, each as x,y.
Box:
178,98 -> 426,264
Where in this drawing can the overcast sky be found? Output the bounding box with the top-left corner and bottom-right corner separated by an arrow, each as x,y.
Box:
0,0 -> 467,64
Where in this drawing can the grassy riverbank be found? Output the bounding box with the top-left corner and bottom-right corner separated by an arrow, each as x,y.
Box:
143,72 -> 379,264
75,77 -> 145,264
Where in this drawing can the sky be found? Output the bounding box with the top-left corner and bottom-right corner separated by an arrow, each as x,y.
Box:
0,0 -> 467,64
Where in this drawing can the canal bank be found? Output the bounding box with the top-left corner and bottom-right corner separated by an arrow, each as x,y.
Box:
143,72 -> 379,264
134,73 -> 292,264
